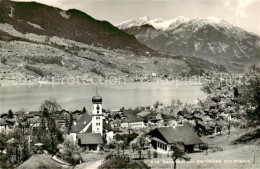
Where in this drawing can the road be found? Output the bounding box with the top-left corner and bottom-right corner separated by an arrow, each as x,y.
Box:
74,159 -> 103,169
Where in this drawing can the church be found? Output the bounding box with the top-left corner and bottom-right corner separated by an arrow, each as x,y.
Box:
69,94 -> 113,151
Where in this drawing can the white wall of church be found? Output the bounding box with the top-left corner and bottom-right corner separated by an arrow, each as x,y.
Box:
92,103 -> 103,135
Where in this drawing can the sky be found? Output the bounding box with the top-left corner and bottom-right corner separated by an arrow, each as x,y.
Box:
13,0 -> 260,34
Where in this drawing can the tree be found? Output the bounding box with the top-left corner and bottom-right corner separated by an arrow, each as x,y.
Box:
130,142 -> 138,153
153,101 -> 160,109
176,99 -> 182,106
38,99 -> 64,154
136,136 -> 146,159
82,107 -> 87,114
40,98 -> 61,116
1,56 -> 7,64
147,150 -> 151,159
62,140 -> 82,166
171,99 -> 176,108
243,74 -> 260,125
7,109 -> 14,119
68,113 -> 73,132
234,87 -> 239,98
202,85 -> 211,94
171,142 -> 189,169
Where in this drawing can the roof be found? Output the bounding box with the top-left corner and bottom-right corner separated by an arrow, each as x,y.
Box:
124,114 -> 143,123
0,120 -> 8,126
151,137 -> 167,144
178,110 -> 190,116
150,125 -> 203,145
137,111 -> 151,117
28,111 -> 42,116
204,96 -> 212,103
92,95 -> 102,103
77,133 -> 103,145
0,113 -> 7,118
28,118 -> 41,124
71,113 -> 92,133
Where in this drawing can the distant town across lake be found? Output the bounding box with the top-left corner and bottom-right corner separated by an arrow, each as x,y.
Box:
0,82 -> 207,112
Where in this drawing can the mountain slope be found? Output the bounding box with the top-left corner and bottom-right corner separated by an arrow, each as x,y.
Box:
0,1 -> 229,85
118,16 -> 260,62
0,0 -> 152,54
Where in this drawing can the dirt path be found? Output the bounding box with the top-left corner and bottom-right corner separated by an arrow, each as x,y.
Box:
74,159 -> 103,169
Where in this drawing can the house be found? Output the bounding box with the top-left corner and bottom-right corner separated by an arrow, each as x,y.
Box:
0,120 -> 11,133
148,125 -> 204,154
56,110 -> 70,129
0,118 -> 16,133
121,113 -> 144,129
77,133 -> 103,151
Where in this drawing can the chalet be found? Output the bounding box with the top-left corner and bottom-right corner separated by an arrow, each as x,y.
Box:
148,125 -> 204,153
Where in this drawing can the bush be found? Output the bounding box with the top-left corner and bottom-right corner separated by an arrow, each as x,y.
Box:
153,151 -> 158,158
202,85 -> 212,94
25,65 -> 44,76
231,129 -> 260,145
147,150 -> 151,159
24,56 -> 62,65
0,57 -> 7,64
105,153 -> 113,160
90,67 -> 105,77
200,144 -> 208,150
115,132 -> 138,143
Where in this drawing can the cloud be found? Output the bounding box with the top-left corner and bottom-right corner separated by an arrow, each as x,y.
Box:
224,0 -> 257,18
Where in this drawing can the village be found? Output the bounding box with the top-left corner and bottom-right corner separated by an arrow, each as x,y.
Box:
0,67 -> 259,169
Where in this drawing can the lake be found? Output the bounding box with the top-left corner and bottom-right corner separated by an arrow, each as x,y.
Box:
0,81 -> 207,112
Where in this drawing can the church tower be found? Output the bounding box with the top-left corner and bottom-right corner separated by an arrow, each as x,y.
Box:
91,94 -> 103,135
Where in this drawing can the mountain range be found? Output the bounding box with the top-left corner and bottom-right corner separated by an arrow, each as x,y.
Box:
118,16 -> 260,62
0,0 -> 243,83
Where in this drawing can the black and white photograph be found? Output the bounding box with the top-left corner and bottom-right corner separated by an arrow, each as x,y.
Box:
0,0 -> 259,168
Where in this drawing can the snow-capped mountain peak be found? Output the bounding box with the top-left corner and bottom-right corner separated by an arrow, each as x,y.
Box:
116,16 -> 151,29
206,16 -> 222,23
116,16 -> 235,31
121,16 -> 260,62
117,16 -> 190,30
